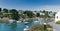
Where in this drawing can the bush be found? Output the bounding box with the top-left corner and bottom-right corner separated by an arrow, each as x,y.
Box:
56,20 -> 60,24
29,24 -> 53,31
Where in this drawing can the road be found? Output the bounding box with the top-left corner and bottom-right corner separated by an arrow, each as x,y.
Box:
49,21 -> 60,31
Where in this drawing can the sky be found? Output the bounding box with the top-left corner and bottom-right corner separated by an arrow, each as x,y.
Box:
0,0 -> 60,12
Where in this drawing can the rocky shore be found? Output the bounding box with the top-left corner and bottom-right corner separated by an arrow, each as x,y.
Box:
0,17 -> 9,22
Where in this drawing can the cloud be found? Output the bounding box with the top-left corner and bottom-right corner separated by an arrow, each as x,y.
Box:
35,5 -> 60,12
0,5 -> 60,12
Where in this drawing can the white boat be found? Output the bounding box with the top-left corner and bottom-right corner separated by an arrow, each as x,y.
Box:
26,25 -> 29,28
17,21 -> 21,23
34,21 -> 39,22
24,22 -> 29,24
34,20 -> 40,24
24,28 -> 29,31
24,25 -> 29,31
9,19 -> 15,23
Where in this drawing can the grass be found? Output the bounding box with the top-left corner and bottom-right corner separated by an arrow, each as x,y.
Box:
29,24 -> 53,31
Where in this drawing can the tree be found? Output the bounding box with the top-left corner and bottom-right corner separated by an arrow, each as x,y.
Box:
19,14 -> 24,18
53,12 -> 56,18
44,11 -> 49,18
36,13 -> 40,17
10,9 -> 20,20
34,11 -> 37,12
24,10 -> 34,18
42,10 -> 50,18
0,8 -> 3,18
0,12 -> 3,17
3,8 -> 8,13
0,8 -> 2,12
49,11 -> 52,14
43,10 -> 45,13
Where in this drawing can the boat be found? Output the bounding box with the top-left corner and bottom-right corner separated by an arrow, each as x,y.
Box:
17,21 -> 21,23
24,25 -> 29,31
9,19 -> 16,23
34,21 -> 39,22
24,22 -> 29,24
24,28 -> 29,31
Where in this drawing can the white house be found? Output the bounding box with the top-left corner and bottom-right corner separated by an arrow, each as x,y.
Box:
38,11 -> 45,15
33,11 -> 36,15
33,11 -> 45,15
55,11 -> 60,22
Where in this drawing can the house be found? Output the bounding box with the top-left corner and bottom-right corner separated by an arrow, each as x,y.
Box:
33,11 -> 37,15
40,12 -> 45,15
18,10 -> 24,14
48,12 -> 54,17
33,11 -> 45,15
55,11 -> 60,22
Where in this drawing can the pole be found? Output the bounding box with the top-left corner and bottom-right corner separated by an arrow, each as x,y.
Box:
44,23 -> 47,31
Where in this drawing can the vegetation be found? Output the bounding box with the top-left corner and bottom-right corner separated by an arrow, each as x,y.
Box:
0,8 -> 2,12
19,14 -> 24,18
0,8 -> 56,20
29,24 -> 53,31
3,8 -> 8,13
24,10 -> 35,18
10,9 -> 19,20
0,12 -> 3,17
36,13 -> 40,17
56,20 -> 60,24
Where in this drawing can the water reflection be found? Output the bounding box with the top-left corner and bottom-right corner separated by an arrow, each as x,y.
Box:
10,23 -> 17,31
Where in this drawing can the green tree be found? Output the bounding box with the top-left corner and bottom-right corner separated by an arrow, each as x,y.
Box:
3,8 -> 8,13
42,10 -> 50,18
42,10 -> 45,13
36,13 -> 40,17
10,9 -> 20,20
53,12 -> 56,18
34,11 -> 37,12
0,8 -> 2,12
45,11 -> 49,18
19,14 -> 25,18
24,10 -> 34,18
0,12 -> 3,17
0,8 -> 2,17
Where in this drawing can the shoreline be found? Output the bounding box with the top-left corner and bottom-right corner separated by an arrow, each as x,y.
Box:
0,17 -> 55,22
0,17 -> 54,20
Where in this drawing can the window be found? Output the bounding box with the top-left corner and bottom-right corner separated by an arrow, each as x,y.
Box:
57,16 -> 58,19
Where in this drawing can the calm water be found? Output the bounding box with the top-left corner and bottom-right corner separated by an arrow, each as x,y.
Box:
0,18 -> 54,31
